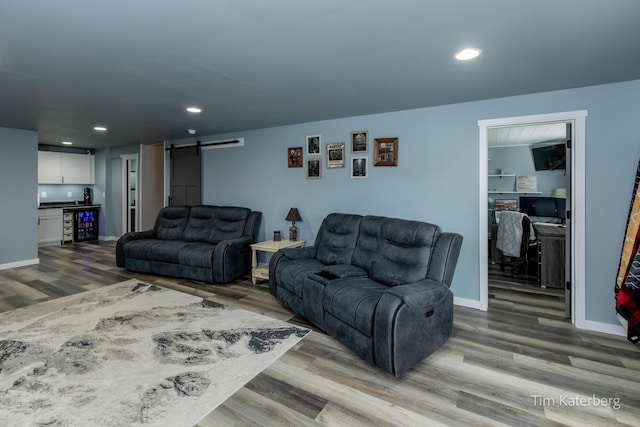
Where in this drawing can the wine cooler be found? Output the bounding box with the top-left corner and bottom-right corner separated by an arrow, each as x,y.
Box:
74,208 -> 99,242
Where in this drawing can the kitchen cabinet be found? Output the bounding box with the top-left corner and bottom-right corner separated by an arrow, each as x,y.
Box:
38,151 -> 63,183
38,151 -> 95,184
38,208 -> 63,246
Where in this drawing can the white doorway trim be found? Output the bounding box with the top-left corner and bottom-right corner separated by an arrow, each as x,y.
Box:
121,154 -> 139,235
478,110 -> 588,328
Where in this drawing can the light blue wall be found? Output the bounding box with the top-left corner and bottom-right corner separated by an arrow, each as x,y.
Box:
38,184 -> 89,203
166,79 -> 640,328
0,127 -> 38,265
93,148 -> 108,238
95,144 -> 140,238
488,146 -> 566,197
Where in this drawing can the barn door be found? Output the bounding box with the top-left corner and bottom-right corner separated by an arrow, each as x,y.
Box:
169,145 -> 201,206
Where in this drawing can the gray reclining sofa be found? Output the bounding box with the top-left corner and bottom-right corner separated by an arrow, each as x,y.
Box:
116,205 -> 261,284
269,213 -> 462,376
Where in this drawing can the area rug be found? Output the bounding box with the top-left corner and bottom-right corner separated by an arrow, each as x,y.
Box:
0,279 -> 309,426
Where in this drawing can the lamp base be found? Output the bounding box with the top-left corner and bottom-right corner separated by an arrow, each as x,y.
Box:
289,223 -> 298,241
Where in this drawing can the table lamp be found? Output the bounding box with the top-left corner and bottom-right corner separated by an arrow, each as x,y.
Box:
285,208 -> 302,241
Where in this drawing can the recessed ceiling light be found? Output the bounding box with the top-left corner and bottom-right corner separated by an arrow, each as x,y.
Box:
94,126 -> 108,131
455,48 -> 482,61
187,129 -> 197,135
62,141 -> 73,145
186,107 -> 202,113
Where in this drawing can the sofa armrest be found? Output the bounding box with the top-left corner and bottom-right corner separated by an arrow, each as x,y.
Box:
268,246 -> 318,296
374,279 -> 454,376
384,279 -> 450,308
212,237 -> 253,283
214,236 -> 252,248
427,232 -> 463,287
280,246 -> 317,260
115,230 -> 157,267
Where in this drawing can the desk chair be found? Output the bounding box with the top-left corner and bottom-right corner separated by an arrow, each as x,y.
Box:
495,212 -> 537,275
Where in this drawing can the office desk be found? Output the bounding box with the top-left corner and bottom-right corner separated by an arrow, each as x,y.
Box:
533,224 -> 566,289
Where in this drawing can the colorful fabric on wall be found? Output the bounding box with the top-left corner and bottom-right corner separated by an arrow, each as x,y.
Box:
616,158 -> 640,343
616,285 -> 640,344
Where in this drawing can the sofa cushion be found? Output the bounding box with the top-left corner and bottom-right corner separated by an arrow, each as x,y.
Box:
155,206 -> 191,240
178,242 -> 215,268
322,277 -> 389,337
209,207 -> 251,243
315,213 -> 362,265
123,239 -> 190,264
368,218 -> 441,286
352,215 -> 384,272
183,205 -> 217,242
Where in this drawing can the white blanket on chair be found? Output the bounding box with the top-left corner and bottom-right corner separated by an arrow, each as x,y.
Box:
496,211 -> 527,257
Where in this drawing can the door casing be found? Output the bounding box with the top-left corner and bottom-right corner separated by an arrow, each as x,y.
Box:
478,110 -> 587,328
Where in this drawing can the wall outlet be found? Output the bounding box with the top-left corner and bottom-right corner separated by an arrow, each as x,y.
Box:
41,192 -> 47,198
67,192 -> 73,197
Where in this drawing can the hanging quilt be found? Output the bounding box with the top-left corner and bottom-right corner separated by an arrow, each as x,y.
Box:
615,159 -> 640,343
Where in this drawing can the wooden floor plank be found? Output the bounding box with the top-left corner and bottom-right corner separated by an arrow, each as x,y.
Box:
1,241 -> 639,426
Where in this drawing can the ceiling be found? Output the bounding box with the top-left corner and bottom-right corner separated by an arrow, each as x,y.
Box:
488,123 -> 567,148
1,0 -> 640,149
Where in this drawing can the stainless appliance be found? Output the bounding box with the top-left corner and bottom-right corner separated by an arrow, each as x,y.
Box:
83,187 -> 92,205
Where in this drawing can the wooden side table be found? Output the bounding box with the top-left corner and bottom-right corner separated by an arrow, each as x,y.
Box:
250,239 -> 305,284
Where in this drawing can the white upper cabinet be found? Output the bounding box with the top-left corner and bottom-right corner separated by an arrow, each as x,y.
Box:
38,151 -> 63,184
61,152 -> 95,184
38,151 -> 95,184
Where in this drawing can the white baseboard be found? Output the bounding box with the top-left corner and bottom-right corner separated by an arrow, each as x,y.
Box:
0,258 -> 39,271
452,299 -> 628,339
582,320 -> 626,337
454,296 -> 483,310
100,236 -> 120,242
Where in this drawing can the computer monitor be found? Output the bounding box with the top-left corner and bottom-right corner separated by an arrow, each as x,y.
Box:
519,196 -> 558,218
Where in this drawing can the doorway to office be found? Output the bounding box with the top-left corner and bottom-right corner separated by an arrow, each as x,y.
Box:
478,111 -> 587,328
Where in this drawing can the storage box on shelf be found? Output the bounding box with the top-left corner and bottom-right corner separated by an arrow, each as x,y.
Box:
62,211 -> 74,244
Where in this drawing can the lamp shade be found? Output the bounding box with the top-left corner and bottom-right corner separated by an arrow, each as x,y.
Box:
285,208 -> 302,222
553,188 -> 567,199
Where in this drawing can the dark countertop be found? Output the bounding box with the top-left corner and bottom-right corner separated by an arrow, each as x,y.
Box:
38,202 -> 101,210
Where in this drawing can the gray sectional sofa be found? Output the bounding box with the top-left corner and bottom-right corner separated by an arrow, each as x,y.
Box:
116,205 -> 261,284
269,213 -> 462,376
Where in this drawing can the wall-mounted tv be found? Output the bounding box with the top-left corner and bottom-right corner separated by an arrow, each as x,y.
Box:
531,143 -> 566,171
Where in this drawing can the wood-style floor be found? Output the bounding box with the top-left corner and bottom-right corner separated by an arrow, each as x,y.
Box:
1,241 -> 639,426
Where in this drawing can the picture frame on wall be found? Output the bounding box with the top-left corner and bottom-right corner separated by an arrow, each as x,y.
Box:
350,130 -> 368,153
287,147 -> 303,168
373,137 -> 398,166
306,135 -> 321,155
306,158 -> 322,179
351,156 -> 368,179
326,142 -> 345,168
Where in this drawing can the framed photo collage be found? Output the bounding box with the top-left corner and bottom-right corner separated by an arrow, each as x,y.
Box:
288,131 -> 398,179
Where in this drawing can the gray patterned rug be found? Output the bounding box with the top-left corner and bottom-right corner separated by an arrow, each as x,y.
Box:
0,279 -> 309,426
